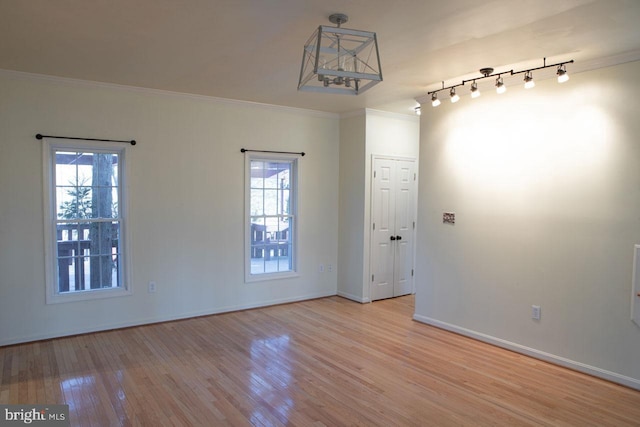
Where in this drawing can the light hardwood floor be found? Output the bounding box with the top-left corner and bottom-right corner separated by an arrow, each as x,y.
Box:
2,296 -> 640,426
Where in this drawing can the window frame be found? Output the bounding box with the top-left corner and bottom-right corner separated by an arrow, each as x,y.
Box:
244,153 -> 299,283
43,139 -> 132,304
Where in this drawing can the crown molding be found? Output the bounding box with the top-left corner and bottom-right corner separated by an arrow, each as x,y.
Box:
0,68 -> 339,119
340,108 -> 418,121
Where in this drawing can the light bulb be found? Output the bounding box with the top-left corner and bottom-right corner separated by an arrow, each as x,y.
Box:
450,87 -> 460,103
524,71 -> 535,89
557,66 -> 569,83
431,93 -> 441,107
470,81 -> 480,99
495,76 -> 506,94
414,106 -> 421,116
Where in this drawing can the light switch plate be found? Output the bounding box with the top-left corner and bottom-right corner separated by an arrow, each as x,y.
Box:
443,212 -> 455,224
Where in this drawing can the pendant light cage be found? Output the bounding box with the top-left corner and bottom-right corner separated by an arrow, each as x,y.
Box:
298,14 -> 383,95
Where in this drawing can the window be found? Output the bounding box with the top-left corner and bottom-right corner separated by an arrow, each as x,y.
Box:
246,155 -> 297,281
43,140 -> 130,303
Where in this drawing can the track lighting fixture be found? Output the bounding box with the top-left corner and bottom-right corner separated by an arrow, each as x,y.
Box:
450,87 -> 460,103
431,92 -> 441,107
470,81 -> 480,98
557,64 -> 569,83
495,76 -> 507,94
524,71 -> 535,89
422,57 -> 573,111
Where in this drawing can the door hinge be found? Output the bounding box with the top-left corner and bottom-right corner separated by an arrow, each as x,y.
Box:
373,223 -> 375,230
411,269 -> 414,277
414,173 -> 416,181
372,274 -> 375,282
413,221 -> 415,230
374,171 -> 377,178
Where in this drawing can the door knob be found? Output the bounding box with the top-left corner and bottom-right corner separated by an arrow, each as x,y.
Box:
396,235 -> 402,240
390,236 -> 396,241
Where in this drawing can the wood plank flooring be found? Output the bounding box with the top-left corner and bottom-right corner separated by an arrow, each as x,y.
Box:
2,295 -> 640,426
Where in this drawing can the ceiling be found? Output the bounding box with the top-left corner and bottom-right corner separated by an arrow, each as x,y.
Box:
1,0 -> 640,115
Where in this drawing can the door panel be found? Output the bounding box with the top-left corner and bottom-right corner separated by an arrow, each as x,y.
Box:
394,160 -> 415,297
371,159 -> 395,301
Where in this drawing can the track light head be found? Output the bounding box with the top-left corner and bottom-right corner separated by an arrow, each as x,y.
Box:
495,76 -> 506,94
450,87 -> 460,103
431,92 -> 441,107
470,81 -> 480,99
557,65 -> 569,83
524,71 -> 535,89
414,106 -> 421,116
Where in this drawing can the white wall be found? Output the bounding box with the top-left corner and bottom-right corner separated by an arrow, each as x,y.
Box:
337,113 -> 366,301
0,71 -> 339,345
415,60 -> 640,389
337,109 -> 420,302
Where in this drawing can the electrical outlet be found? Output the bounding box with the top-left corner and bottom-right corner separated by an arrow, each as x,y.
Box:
148,281 -> 157,293
319,264 -> 324,273
327,264 -> 333,273
532,305 -> 541,320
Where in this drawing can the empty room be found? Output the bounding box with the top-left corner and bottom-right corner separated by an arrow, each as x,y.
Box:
1,1 -> 640,425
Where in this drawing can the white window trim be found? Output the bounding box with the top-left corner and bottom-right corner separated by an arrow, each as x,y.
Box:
244,153 -> 299,283
43,138 -> 132,304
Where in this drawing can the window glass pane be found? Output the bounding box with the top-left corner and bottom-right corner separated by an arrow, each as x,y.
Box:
276,218 -> 291,242
111,254 -> 120,288
251,190 -> 264,216
280,189 -> 290,215
264,190 -> 278,215
59,258 -> 85,293
55,151 -> 78,185
264,162 -> 279,189
277,162 -> 291,186
250,160 -> 264,189
110,154 -> 119,187
265,261 -> 277,273
251,256 -> 265,275
56,186 -> 75,219
57,223 -> 80,252
111,187 -> 119,218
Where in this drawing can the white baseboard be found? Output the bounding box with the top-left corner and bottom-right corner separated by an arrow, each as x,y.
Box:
337,291 -> 370,303
413,314 -> 640,391
0,291 -> 337,346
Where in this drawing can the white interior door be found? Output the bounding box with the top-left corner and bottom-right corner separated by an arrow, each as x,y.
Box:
371,157 -> 416,301
393,160 -> 415,297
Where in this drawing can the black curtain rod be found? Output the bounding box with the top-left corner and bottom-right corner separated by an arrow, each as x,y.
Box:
241,148 -> 305,156
36,134 -> 137,146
